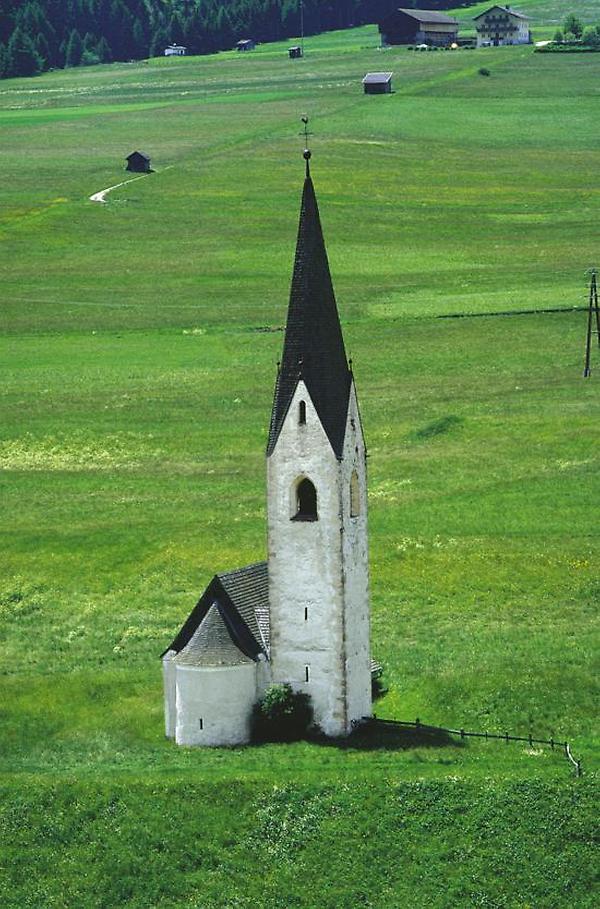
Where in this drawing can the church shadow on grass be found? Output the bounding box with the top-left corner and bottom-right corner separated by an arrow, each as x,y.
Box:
307,720 -> 461,753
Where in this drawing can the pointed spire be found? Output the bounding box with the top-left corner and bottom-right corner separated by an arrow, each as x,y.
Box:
267,156 -> 352,458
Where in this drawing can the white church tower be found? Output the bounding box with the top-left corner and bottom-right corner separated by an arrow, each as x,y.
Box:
162,151 -> 372,746
266,150 -> 372,736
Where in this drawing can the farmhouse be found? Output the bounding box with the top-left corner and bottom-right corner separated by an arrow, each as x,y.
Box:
474,6 -> 531,47
164,44 -> 187,56
162,152 -> 373,746
379,8 -> 459,47
125,151 -> 151,173
236,39 -> 256,52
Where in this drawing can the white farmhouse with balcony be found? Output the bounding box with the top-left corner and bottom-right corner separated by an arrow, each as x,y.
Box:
474,6 -> 530,47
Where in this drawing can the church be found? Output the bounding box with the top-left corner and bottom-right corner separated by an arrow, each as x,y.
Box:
162,151 -> 373,746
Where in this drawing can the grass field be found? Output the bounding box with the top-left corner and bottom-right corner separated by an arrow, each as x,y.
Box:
1,4 -> 599,907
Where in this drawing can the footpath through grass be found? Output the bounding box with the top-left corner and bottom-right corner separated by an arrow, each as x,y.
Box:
1,13 -> 599,908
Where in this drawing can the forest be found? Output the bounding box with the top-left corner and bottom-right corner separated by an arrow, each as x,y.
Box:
0,0 -> 474,79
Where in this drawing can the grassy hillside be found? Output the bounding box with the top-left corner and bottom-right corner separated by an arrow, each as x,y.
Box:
1,14 -> 598,908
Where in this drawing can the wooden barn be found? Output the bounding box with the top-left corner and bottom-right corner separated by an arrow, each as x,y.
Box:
362,72 -> 393,95
379,8 -> 459,47
126,151 -> 151,173
288,45 -> 303,59
236,39 -> 255,52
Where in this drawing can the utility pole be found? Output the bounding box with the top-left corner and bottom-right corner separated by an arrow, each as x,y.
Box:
583,269 -> 600,377
300,0 -> 305,57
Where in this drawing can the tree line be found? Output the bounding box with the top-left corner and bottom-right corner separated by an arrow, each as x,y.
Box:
0,0 -> 474,79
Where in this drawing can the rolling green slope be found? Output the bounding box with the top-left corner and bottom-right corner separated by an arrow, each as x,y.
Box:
0,19 -> 598,909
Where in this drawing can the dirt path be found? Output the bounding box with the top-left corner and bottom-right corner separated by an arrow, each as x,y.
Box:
89,173 -> 149,203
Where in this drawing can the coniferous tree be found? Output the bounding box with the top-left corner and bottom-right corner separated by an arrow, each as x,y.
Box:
6,26 -> 43,76
35,30 -> 51,67
96,34 -> 112,61
64,27 -> 83,65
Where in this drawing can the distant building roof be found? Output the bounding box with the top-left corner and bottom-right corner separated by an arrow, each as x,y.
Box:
397,8 -> 459,25
473,5 -> 529,20
362,72 -> 393,84
126,151 -> 150,161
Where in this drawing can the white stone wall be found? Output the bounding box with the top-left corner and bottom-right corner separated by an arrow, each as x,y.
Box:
340,383 -> 372,726
162,650 -> 177,739
268,380 -> 346,736
267,378 -> 371,736
174,663 -> 258,746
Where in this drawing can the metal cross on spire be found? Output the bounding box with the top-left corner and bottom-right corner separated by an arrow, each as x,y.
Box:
300,115 -> 313,177
583,268 -> 600,377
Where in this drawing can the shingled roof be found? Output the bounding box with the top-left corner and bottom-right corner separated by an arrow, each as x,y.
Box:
267,162 -> 352,459
162,561 -> 269,662
175,604 -> 254,667
473,5 -> 529,20
397,8 -> 458,25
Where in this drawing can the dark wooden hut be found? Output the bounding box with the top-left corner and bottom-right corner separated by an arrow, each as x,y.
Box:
288,45 -> 303,59
362,72 -> 393,95
126,151 -> 151,173
236,39 -> 255,51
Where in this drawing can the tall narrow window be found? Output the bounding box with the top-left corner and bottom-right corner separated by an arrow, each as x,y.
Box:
305,665 -> 310,683
198,718 -> 203,730
299,400 -> 306,425
350,470 -> 360,517
292,477 -> 318,521
304,607 -> 308,622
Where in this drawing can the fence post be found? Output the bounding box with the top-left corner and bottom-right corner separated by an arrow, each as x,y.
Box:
416,717 -> 420,731
550,737 -> 554,750
505,731 -> 509,744
460,728 -> 465,740
529,734 -> 533,747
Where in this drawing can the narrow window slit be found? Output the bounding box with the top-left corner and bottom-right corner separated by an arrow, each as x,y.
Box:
299,401 -> 306,425
305,665 -> 310,683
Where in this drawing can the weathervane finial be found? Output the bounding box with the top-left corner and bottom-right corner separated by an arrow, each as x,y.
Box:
301,115 -> 312,177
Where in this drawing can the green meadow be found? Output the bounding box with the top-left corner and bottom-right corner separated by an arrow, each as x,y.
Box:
1,6 -> 599,907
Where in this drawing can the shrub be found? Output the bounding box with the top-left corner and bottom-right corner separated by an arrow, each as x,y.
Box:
252,683 -> 313,742
582,26 -> 600,48
564,14 -> 583,41
478,67 -> 491,77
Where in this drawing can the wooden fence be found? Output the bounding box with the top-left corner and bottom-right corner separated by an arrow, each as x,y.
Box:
370,717 -> 582,776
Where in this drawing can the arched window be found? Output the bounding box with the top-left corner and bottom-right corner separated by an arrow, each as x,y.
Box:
292,477 -> 318,521
350,470 -> 360,517
299,401 -> 306,425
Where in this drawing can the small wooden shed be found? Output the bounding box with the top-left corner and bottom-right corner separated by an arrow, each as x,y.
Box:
362,72 -> 393,95
236,39 -> 255,52
126,151 -> 151,173
288,45 -> 303,59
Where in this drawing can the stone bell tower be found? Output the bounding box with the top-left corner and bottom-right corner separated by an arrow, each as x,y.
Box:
266,151 -> 372,737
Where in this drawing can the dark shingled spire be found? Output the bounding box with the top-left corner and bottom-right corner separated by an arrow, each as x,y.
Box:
267,160 -> 352,458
